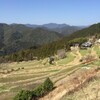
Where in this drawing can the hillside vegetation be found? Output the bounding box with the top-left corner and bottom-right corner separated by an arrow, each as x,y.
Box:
0,43 -> 100,100
0,23 -> 100,60
0,23 -> 62,55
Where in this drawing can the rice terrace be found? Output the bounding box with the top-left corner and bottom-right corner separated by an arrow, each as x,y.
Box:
0,42 -> 100,100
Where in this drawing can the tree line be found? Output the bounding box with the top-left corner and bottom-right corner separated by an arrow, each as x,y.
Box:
0,37 -> 87,63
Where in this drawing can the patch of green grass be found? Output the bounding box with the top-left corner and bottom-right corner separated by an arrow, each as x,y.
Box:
93,45 -> 100,56
92,60 -> 100,66
79,48 -> 91,56
0,85 -> 7,92
57,53 -> 75,65
48,69 -> 59,72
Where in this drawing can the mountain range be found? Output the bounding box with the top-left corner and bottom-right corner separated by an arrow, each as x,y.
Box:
0,23 -> 62,55
0,23 -> 86,55
0,22 -> 100,59
26,23 -> 85,36
2,23 -> 100,62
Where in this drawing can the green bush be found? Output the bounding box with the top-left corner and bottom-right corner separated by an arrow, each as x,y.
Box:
13,77 -> 54,100
43,77 -> 53,92
14,90 -> 32,100
33,77 -> 53,97
33,84 -> 45,97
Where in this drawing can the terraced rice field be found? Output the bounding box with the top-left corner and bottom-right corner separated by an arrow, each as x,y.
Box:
0,51 -> 80,100
0,45 -> 99,100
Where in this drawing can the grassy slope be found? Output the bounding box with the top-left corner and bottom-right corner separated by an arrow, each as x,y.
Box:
57,52 -> 75,65
61,45 -> 100,100
94,45 -> 100,57
79,48 -> 91,56
0,45 -> 100,100
62,75 -> 100,100
0,52 -> 76,100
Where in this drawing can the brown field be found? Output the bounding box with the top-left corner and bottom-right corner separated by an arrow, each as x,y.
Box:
0,45 -> 100,100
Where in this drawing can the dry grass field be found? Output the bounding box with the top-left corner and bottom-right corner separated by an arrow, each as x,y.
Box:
0,45 -> 100,100
62,71 -> 100,100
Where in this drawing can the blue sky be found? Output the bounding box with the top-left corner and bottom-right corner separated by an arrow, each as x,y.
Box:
0,0 -> 100,25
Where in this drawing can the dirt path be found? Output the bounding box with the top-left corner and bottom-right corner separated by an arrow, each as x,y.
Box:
67,50 -> 82,66
54,50 -> 82,86
56,47 -> 98,86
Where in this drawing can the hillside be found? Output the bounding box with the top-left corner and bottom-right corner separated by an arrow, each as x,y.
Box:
0,43 -> 100,100
69,23 -> 100,38
0,23 -> 62,55
2,23 -> 100,62
1,22 -> 99,57
0,23 -> 100,100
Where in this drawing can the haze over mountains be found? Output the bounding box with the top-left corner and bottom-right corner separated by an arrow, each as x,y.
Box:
26,23 -> 85,36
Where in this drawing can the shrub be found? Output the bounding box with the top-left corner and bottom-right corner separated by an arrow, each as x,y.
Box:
13,77 -> 54,100
43,77 -> 53,92
13,90 -> 32,100
33,84 -> 45,97
32,77 -> 53,97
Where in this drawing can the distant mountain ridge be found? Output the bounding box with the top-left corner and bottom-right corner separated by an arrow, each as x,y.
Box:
25,23 -> 86,36
26,23 -> 69,28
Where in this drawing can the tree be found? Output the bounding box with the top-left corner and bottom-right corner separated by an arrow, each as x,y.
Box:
43,77 -> 53,92
13,77 -> 54,100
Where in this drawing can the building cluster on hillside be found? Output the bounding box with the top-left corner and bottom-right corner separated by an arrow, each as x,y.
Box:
81,35 -> 100,49
81,41 -> 92,48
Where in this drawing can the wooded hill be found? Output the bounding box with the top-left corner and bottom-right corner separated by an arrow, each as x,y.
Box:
0,23 -> 62,55
70,23 -> 100,38
0,23 -> 100,62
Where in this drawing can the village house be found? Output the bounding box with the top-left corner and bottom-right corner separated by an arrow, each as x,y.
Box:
81,41 -> 92,48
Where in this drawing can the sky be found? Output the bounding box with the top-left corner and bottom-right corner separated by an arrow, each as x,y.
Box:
0,0 -> 100,25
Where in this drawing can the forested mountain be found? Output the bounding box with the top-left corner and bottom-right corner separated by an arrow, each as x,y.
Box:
26,23 -> 85,36
1,23 -> 100,62
68,23 -> 100,38
0,23 -> 100,62
0,23 -> 62,55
